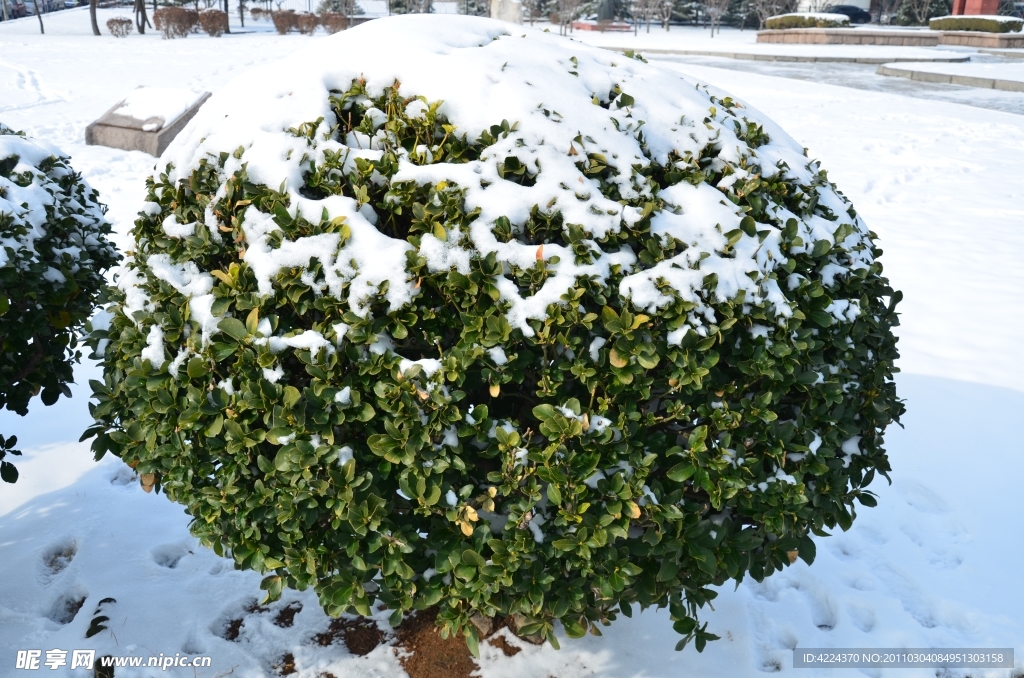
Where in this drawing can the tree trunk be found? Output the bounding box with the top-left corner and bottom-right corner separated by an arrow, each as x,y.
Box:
238,0 -> 244,26
90,0 -> 100,34
134,0 -> 151,33
32,0 -> 44,33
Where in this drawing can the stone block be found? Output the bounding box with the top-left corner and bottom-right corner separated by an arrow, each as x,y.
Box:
86,88 -> 211,157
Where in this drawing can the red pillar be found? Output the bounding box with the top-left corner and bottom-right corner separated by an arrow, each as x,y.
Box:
963,0 -> 998,12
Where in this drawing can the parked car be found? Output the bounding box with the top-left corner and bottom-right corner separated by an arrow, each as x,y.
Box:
824,4 -> 873,23
3,0 -> 28,17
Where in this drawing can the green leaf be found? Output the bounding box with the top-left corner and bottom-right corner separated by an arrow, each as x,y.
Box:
218,317 -> 248,341
666,463 -> 695,483
546,483 -> 562,506
283,386 -> 301,409
810,310 -> 834,328
0,461 -> 19,484
186,358 -> 208,379
461,549 -> 486,568
465,626 -> 480,658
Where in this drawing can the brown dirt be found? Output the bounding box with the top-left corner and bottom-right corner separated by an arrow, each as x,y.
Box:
394,608 -> 478,678
486,634 -> 522,657
275,652 -> 297,676
223,599 -> 271,641
314,616 -> 388,656
223,617 -> 243,641
273,601 -> 303,628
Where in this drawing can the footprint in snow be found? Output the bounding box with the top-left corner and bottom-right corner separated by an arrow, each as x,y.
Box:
896,479 -> 950,514
41,538 -> 78,578
846,603 -> 877,633
151,541 -> 194,569
46,585 -> 88,625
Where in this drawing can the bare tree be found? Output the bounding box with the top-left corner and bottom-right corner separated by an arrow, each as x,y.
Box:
90,0 -> 100,34
630,0 -> 656,32
31,0 -> 44,34
747,0 -> 796,28
705,0 -> 728,34
556,0 -> 581,34
134,0 -> 152,33
900,0 -> 931,23
657,0 -> 673,29
521,0 -> 539,23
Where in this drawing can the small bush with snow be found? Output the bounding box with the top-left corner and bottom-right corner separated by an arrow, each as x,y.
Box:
85,17 -> 902,653
765,12 -> 851,29
106,16 -> 134,38
271,9 -> 297,34
929,15 -> 1024,32
199,9 -> 229,37
0,124 -> 118,483
154,6 -> 198,39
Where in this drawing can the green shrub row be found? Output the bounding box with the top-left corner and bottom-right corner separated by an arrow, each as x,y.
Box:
929,15 -> 1024,32
765,13 -> 851,29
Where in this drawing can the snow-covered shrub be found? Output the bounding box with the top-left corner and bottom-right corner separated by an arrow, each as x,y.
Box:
765,12 -> 851,28
154,6 -> 197,39
296,11 -> 319,34
199,9 -> 229,37
85,17 -> 902,652
250,6 -> 265,20
319,12 -> 348,34
0,124 -> 117,483
271,9 -> 297,34
929,14 -> 1023,31
106,16 -> 134,37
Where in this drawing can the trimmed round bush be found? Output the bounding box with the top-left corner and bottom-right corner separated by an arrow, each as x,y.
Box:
199,9 -> 229,37
764,12 -> 851,29
86,17 -> 902,652
1,124 -> 118,483
106,16 -> 134,38
319,12 -> 348,34
154,6 -> 198,39
271,9 -> 297,34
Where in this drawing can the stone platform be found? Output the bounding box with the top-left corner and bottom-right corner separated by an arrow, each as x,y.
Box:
757,28 -> 1024,48
86,88 -> 211,157
601,45 -> 969,63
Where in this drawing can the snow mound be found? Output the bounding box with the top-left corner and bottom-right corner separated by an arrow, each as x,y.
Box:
150,14 -> 868,338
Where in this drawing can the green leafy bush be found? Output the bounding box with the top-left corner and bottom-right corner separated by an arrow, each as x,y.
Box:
929,14 -> 1023,32
85,18 -> 902,653
764,12 -> 851,28
0,124 -> 118,483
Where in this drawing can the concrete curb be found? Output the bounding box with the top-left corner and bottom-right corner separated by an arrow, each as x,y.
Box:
602,46 -> 970,63
979,48 -> 1024,58
876,64 -> 1024,91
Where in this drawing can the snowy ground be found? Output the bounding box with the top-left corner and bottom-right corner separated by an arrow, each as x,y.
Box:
2,10 -> 1024,678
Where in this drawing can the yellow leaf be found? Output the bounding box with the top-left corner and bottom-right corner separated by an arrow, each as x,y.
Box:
609,348 -> 628,369
625,501 -> 641,519
489,383 -> 500,397
787,550 -> 799,564
465,506 -> 479,522
460,521 -> 474,537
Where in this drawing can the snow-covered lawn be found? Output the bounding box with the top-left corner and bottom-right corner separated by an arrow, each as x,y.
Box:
2,10 -> 1023,678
